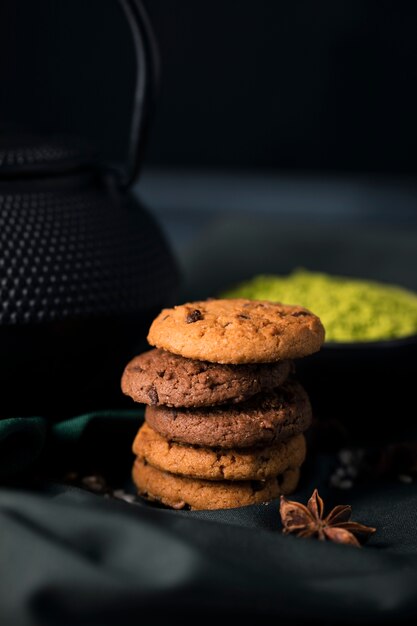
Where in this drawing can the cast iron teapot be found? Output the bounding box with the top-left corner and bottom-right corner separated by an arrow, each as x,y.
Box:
0,0 -> 178,417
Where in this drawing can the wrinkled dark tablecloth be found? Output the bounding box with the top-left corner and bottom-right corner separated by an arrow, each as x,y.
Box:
1,410 -> 417,626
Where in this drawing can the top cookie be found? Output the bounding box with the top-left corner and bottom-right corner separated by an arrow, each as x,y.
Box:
147,298 -> 325,364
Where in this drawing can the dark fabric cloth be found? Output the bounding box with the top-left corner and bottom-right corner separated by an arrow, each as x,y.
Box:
0,411 -> 143,480
1,412 -> 417,626
0,416 -> 46,477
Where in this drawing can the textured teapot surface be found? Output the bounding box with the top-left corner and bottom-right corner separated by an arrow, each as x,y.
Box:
0,134 -> 95,176
0,134 -> 179,416
0,135 -> 178,326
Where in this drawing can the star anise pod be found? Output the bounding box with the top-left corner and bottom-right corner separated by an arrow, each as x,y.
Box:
280,489 -> 376,547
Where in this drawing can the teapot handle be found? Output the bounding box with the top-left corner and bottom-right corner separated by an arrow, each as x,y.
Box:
118,0 -> 159,188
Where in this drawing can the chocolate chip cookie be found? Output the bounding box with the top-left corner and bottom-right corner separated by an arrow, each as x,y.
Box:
122,348 -> 292,408
132,457 -> 300,510
145,379 -> 312,449
133,422 -> 306,481
147,298 -> 325,364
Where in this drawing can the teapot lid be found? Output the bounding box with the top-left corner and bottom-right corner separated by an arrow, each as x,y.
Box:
0,134 -> 97,178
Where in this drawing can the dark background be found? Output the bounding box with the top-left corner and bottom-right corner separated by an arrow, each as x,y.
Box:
1,0 -> 417,175
1,6 -> 417,626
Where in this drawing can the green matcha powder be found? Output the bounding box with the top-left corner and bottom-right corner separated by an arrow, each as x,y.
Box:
222,270 -> 417,342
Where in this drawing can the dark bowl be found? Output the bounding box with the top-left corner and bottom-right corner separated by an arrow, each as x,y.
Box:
296,334 -> 417,446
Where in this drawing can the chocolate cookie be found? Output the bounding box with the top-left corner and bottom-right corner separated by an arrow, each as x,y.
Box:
132,458 -> 300,510
133,423 -> 306,481
121,348 -> 292,408
145,379 -> 312,449
147,298 -> 325,364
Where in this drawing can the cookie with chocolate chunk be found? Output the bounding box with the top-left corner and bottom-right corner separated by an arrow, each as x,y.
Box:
121,348 -> 292,408
132,457 -> 300,510
145,379 -> 312,449
147,298 -> 325,364
133,422 -> 306,481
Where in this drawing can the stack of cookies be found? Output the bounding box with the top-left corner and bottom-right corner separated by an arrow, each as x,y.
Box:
122,299 -> 324,510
